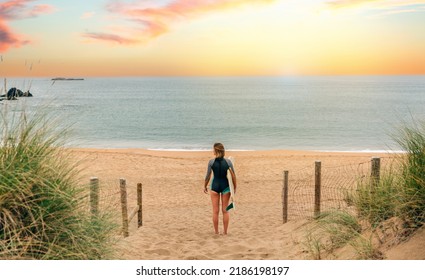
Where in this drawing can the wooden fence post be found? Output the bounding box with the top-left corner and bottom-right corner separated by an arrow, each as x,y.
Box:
371,157 -> 381,188
120,178 -> 129,237
137,183 -> 143,228
282,171 -> 289,224
314,161 -> 322,218
89,177 -> 99,215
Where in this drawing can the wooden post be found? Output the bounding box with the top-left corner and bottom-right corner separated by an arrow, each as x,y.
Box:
371,157 -> 381,188
120,178 -> 129,237
137,183 -> 143,227
282,171 -> 289,224
314,161 -> 322,218
89,177 -> 99,215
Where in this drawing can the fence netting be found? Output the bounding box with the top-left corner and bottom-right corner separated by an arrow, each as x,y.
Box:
80,155 -> 401,237
287,156 -> 397,220
81,178 -> 142,235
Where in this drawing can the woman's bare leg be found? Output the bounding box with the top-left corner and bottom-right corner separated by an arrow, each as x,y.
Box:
210,191 -> 220,234
221,192 -> 231,234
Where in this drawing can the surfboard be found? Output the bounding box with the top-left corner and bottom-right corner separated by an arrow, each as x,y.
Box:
226,156 -> 236,211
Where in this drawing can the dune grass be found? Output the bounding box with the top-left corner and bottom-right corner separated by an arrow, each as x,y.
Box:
0,104 -> 117,259
304,210 -> 364,259
304,119 -> 425,259
393,120 -> 425,228
355,119 -> 425,230
354,169 -> 401,228
316,211 -> 362,249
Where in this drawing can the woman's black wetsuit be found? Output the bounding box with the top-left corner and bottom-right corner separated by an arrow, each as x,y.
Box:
205,157 -> 234,194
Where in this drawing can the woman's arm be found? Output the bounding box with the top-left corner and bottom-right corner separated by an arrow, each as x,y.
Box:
204,173 -> 211,194
204,159 -> 213,194
229,167 -> 237,194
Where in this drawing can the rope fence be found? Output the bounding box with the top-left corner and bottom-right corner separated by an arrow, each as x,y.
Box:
82,155 -> 399,236
87,177 -> 143,237
282,156 -> 397,223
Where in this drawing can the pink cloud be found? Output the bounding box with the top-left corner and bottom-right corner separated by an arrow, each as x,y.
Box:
0,0 -> 54,19
0,20 -> 26,52
83,32 -> 140,45
26,3 -> 53,17
0,0 -> 54,52
83,0 -> 276,45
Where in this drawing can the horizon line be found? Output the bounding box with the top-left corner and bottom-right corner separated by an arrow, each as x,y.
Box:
3,73 -> 425,79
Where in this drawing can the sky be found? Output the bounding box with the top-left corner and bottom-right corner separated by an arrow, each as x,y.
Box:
0,0 -> 425,77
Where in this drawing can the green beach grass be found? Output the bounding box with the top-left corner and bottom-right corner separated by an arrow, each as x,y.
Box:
0,103 -> 117,259
354,119 -> 425,231
304,119 -> 425,259
394,120 -> 425,228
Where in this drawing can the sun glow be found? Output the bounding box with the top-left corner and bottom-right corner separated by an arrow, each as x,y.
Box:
1,0 -> 424,77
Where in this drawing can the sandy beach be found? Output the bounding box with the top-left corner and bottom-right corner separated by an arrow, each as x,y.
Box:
69,148 -> 423,260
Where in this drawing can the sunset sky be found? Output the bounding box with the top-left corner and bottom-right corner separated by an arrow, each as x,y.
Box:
1,0 -> 425,77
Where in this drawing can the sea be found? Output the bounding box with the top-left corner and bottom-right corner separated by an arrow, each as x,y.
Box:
1,76 -> 425,152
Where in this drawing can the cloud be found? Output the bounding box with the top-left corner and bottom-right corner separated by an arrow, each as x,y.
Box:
81,11 -> 95,20
0,0 -> 54,52
0,20 -> 28,52
370,7 -> 425,18
326,0 -> 425,9
0,0 -> 54,20
326,0 -> 376,8
83,32 -> 140,45
83,0 -> 276,45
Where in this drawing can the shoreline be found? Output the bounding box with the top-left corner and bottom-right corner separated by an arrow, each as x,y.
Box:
67,148 -> 400,165
64,141 -> 402,154
68,147 -> 400,155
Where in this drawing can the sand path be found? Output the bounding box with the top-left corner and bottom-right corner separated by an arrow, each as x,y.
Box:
71,149 -> 387,260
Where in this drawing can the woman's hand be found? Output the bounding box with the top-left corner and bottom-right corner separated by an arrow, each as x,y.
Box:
204,175 -> 211,194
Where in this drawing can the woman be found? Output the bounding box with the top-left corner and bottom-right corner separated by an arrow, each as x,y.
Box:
204,143 -> 237,235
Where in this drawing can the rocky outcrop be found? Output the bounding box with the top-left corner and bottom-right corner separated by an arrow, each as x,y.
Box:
0,88 -> 33,100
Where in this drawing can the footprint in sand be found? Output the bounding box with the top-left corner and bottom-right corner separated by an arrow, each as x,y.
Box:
145,249 -> 171,256
214,244 -> 248,255
227,244 -> 249,252
185,255 -> 211,260
229,253 -> 271,259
